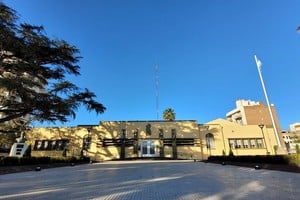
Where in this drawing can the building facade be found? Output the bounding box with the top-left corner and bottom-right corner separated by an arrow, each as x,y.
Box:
26,118 -> 281,161
201,119 -> 279,157
281,131 -> 296,154
282,122 -> 300,154
290,122 -> 300,132
27,120 -> 202,161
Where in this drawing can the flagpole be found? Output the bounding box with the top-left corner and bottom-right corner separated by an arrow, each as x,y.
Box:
254,55 -> 281,148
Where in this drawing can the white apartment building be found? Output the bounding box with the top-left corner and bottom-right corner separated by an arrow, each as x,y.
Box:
226,100 -> 260,125
290,122 -> 300,132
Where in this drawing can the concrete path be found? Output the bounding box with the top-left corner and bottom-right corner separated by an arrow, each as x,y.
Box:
0,160 -> 299,200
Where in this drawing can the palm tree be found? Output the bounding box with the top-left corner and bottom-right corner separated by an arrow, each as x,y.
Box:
163,108 -> 176,121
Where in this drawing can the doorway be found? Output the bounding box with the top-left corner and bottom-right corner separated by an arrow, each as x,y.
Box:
141,140 -> 157,157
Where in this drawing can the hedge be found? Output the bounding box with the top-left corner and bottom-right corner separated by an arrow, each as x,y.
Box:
0,156 -> 90,166
208,155 -> 290,165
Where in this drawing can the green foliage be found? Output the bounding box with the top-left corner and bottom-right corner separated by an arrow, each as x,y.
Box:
228,148 -> 234,157
0,132 -> 16,147
23,144 -> 31,157
273,145 -> 278,155
292,135 -> 300,143
163,108 -> 176,121
0,156 -> 18,165
289,155 -> 299,165
296,144 -> 300,164
222,150 -> 226,156
0,2 -> 106,129
296,144 -> 300,154
208,155 -> 290,165
0,156 -> 90,166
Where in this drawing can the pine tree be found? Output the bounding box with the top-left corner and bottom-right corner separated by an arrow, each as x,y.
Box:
0,3 -> 106,130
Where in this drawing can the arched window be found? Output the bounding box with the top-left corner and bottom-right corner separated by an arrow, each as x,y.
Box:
205,133 -> 215,149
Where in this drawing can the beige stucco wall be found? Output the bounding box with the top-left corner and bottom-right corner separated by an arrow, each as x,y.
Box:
26,120 -> 202,161
26,119 -> 282,161
201,118 -> 279,158
96,120 -> 201,160
97,120 -> 200,138
27,126 -> 91,158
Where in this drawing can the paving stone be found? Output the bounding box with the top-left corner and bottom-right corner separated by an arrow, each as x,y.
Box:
0,160 -> 299,200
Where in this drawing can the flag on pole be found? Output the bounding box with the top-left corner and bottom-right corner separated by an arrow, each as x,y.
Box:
253,54 -> 282,147
254,55 -> 262,71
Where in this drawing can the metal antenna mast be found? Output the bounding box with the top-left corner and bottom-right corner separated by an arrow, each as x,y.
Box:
155,64 -> 159,120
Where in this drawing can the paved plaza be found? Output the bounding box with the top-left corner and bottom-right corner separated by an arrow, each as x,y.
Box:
0,160 -> 299,200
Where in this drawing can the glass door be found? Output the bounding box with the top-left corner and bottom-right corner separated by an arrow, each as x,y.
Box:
141,140 -> 157,157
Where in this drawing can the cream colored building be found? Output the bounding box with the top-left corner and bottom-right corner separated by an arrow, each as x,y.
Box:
27,120 -> 202,161
24,98 -> 286,160
26,118 -> 281,161
200,118 -> 279,158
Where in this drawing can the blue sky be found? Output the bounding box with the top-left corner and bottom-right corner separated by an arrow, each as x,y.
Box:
4,0 -> 300,130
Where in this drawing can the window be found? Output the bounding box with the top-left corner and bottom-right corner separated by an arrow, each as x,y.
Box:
236,118 -> 242,124
229,139 -> 235,149
57,141 -> 63,150
236,139 -> 242,148
33,139 -> 69,151
36,141 -> 42,150
257,139 -> 263,148
243,139 -> 249,148
250,139 -> 256,148
16,144 -> 24,148
50,141 -> 57,149
43,141 -> 49,149
228,138 -> 263,149
205,133 -> 215,149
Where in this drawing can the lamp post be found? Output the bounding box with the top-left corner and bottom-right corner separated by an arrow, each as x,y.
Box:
258,124 -> 269,154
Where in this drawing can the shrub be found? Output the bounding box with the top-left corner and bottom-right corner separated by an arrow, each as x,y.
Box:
273,145 -> 278,155
23,144 -> 32,158
228,149 -> 234,157
296,144 -> 300,154
208,155 -> 290,165
222,150 -> 226,156
0,156 -> 19,165
0,156 -> 90,166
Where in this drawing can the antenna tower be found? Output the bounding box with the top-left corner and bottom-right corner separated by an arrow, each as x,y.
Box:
155,64 -> 159,120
